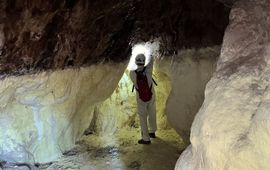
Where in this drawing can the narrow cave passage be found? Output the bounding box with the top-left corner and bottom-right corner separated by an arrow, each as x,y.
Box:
39,40 -> 220,170
0,0 -> 233,169
43,41 -> 186,170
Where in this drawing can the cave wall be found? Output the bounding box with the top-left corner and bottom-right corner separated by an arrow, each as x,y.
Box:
0,63 -> 125,163
156,46 -> 220,143
0,0 -> 133,76
0,0 -> 229,77
176,0 -> 270,169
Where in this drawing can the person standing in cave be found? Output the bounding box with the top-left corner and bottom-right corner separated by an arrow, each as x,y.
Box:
130,53 -> 157,145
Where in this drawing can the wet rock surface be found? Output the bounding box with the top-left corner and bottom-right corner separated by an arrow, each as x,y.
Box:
43,128 -> 184,170
0,0 -> 230,76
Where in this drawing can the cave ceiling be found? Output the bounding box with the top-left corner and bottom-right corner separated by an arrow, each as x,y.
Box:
0,0 -> 232,76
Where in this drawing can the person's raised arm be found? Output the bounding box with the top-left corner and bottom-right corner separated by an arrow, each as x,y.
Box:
145,55 -> 154,76
144,55 -> 154,86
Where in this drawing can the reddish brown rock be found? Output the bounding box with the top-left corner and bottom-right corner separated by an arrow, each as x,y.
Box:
0,0 -> 230,77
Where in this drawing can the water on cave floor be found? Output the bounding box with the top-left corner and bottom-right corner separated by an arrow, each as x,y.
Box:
43,128 -> 185,170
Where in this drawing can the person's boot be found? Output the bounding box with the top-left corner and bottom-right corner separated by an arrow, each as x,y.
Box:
149,133 -> 156,138
138,139 -> 151,145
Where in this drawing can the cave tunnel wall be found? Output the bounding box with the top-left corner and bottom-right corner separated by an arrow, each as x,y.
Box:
0,0 -> 230,77
160,46 -> 221,144
0,63 -> 126,163
176,0 -> 270,169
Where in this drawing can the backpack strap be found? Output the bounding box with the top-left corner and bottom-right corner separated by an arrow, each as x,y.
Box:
142,66 -> 146,73
132,85 -> 135,92
152,78 -> 158,86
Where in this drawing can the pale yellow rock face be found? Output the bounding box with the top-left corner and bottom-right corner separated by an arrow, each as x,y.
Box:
176,0 -> 270,169
158,47 -> 220,143
91,70 -> 139,135
0,63 -> 126,163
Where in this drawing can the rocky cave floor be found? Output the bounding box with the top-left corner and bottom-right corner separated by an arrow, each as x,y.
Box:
38,128 -> 185,170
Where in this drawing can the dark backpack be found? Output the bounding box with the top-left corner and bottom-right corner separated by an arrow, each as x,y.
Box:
134,67 -> 153,102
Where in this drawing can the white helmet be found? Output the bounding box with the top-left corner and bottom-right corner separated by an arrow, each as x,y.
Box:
135,54 -> 145,66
